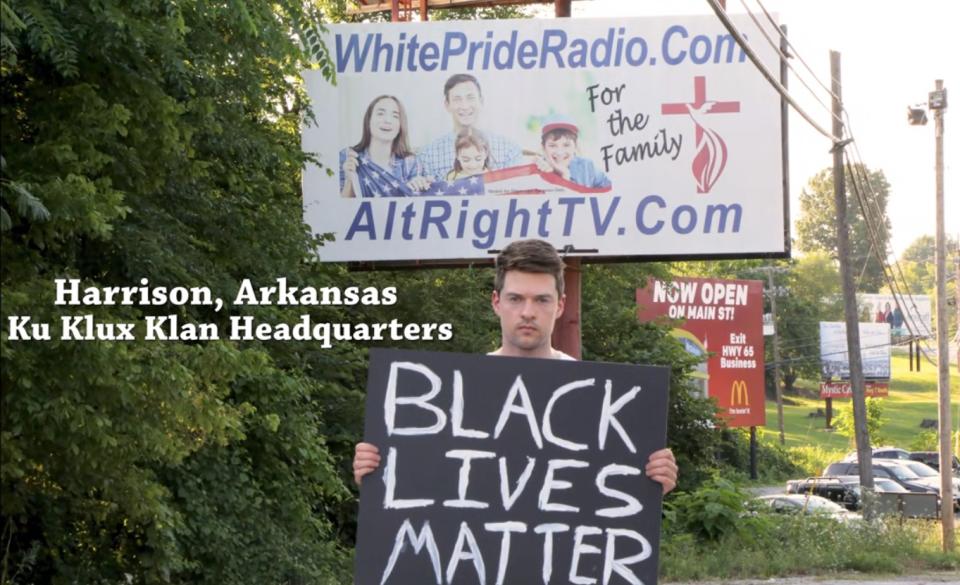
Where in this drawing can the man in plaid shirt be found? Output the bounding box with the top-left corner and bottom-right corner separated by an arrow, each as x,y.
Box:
417,73 -> 523,181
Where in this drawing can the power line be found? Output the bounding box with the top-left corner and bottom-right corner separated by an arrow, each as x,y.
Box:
844,152 -> 937,342
734,0 -> 844,127
703,0 -> 837,141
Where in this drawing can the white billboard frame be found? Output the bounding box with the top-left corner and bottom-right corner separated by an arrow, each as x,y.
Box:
302,14 -> 788,263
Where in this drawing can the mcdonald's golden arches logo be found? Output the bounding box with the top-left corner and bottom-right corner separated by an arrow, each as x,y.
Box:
730,380 -> 749,406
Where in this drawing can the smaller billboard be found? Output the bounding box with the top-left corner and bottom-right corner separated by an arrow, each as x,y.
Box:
819,322 -> 891,381
762,312 -> 775,336
858,293 -> 932,339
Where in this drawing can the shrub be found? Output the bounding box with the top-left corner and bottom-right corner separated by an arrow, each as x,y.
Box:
665,477 -> 746,542
787,444 -> 846,477
834,397 -> 886,446
713,427 -> 806,483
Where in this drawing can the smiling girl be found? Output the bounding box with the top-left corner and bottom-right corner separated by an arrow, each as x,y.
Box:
446,131 -> 490,182
340,95 -> 432,198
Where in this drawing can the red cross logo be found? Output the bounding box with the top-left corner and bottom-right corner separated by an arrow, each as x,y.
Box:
662,76 -> 741,194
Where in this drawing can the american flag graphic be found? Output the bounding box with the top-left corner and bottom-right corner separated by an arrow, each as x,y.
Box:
423,164 -> 612,196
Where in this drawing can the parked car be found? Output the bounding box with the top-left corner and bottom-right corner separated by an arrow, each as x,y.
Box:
909,451 -> 960,475
898,459 -> 960,492
786,475 -> 909,511
842,446 -> 911,462
754,494 -> 859,522
873,478 -> 909,494
824,459 -> 959,510
786,476 -> 860,510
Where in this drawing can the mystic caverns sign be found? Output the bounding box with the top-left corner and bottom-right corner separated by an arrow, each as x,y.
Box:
636,277 -> 765,427
356,349 -> 670,585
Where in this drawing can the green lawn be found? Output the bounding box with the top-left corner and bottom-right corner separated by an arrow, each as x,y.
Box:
763,353 -> 960,452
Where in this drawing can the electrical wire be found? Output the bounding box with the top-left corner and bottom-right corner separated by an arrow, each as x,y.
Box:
699,0 -> 946,370
844,154 -> 939,366
844,151 -> 938,342
703,0 -> 837,142
845,133 -> 938,340
752,0 -> 842,104
734,0 -> 844,128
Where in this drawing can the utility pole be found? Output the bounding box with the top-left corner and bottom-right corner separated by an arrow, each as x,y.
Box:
763,267 -> 785,445
954,249 -> 959,378
931,79 -> 954,551
830,52 -> 874,511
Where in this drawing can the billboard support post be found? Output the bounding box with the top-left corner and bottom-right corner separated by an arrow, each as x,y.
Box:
552,257 -> 582,359
749,426 -> 758,479
547,0 -> 582,360
825,397 -> 833,429
909,338 -> 914,372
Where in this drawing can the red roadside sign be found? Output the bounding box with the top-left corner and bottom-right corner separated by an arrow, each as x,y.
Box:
819,381 -> 890,398
637,277 -> 766,427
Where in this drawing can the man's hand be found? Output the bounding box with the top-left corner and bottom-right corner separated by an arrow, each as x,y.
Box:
646,448 -> 678,495
534,155 -> 571,180
353,442 -> 381,486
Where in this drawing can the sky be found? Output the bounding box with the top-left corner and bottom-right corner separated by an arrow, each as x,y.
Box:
532,0 -> 958,258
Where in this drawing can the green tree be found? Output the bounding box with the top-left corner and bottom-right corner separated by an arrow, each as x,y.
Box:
1,1 -> 355,583
773,252 -> 843,393
796,165 -> 892,292
897,234 -> 958,338
899,234 -> 958,292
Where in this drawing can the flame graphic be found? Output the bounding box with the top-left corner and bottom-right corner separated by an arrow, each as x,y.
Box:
691,123 -> 728,194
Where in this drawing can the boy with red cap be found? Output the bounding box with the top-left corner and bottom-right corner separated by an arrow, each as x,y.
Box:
537,116 -> 611,190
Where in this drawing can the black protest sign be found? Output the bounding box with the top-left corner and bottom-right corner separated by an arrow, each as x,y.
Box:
356,348 -> 670,585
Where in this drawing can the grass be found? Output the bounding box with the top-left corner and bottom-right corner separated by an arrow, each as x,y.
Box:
660,517 -> 960,581
660,478 -> 960,582
763,352 -> 960,455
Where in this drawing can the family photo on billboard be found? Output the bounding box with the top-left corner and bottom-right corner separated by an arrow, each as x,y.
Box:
337,74 -> 613,198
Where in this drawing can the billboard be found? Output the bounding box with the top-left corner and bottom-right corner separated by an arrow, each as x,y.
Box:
819,322 -> 891,381
858,293 -> 932,339
302,15 -> 787,262
636,277 -> 765,427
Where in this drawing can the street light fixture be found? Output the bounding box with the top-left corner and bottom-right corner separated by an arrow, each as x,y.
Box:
908,106 -> 928,126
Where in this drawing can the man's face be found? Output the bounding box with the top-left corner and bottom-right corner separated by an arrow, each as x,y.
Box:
543,134 -> 577,170
445,81 -> 482,128
492,271 -> 565,356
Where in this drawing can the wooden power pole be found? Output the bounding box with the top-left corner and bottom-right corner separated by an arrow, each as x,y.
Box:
830,52 -> 874,510
931,79 -> 954,551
